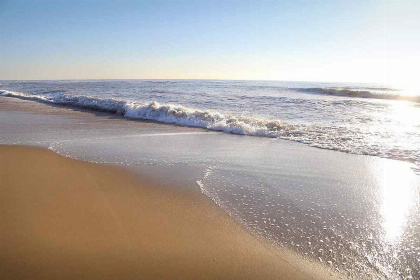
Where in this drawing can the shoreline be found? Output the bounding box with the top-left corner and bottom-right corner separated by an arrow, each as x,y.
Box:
3,95 -> 419,279
0,145 -> 337,279
1,91 -> 419,176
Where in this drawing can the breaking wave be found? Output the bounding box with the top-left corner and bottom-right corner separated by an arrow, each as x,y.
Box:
295,87 -> 420,103
0,89 -> 302,137
1,89 -> 419,172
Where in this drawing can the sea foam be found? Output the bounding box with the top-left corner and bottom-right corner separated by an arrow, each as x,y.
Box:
1,89 -> 419,173
0,89 -> 300,137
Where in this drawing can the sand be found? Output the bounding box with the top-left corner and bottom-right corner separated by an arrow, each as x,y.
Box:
0,145 -> 336,280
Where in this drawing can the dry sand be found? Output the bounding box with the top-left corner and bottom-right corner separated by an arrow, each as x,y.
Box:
0,145 -> 336,280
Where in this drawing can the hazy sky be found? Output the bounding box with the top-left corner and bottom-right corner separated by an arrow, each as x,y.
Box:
0,0 -> 419,86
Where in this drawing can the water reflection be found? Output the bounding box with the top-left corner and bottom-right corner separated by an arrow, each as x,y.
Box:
380,160 -> 417,242
390,100 -> 419,129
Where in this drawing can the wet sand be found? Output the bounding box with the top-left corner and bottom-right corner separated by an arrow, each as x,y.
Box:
0,145 -> 335,280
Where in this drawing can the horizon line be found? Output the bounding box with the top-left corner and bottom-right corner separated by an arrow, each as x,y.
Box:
0,77 -> 389,86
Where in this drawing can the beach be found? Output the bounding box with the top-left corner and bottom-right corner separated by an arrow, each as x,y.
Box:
0,98 -> 336,280
1,93 -> 419,279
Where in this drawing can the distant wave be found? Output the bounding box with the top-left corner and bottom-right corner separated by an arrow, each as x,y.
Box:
295,87 -> 420,103
144,80 -> 174,84
1,89 -> 419,172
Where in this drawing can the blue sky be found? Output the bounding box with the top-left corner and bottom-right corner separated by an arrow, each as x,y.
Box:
0,0 -> 419,86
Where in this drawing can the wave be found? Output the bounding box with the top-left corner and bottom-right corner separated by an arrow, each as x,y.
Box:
0,89 -> 302,137
295,87 -> 420,103
1,89 -> 419,173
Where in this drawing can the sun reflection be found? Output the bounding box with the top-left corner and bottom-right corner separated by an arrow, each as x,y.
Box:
393,81 -> 419,97
390,101 -> 419,127
380,160 -> 416,242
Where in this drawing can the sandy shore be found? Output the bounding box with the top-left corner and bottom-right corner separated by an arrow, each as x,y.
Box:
0,145 -> 335,280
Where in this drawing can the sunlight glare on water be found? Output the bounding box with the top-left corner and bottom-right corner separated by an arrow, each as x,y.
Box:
380,160 -> 416,242
390,101 -> 419,127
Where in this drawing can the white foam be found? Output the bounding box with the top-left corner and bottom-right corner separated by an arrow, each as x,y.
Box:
1,89 -> 419,173
0,89 -> 302,138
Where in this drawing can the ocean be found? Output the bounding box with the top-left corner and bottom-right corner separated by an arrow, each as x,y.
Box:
1,79 -> 419,279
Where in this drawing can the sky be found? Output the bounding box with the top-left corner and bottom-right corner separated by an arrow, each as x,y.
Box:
0,0 -> 419,87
